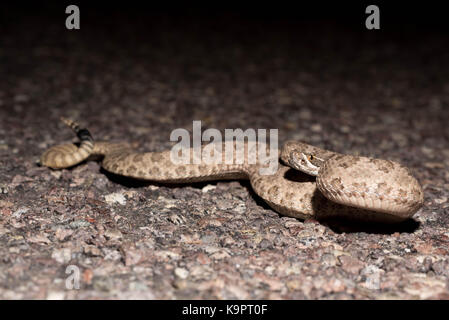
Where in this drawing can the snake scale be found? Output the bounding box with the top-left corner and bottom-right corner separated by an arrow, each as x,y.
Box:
40,118 -> 424,223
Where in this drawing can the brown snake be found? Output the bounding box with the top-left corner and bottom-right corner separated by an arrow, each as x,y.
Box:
40,118 -> 424,223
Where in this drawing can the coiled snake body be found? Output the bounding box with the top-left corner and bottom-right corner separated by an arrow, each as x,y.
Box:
40,119 -> 424,223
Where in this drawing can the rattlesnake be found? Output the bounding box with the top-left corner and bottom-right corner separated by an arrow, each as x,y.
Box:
40,118 -> 424,223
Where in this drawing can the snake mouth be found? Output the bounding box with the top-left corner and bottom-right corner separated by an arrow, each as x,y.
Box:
288,151 -> 319,176
301,153 -> 319,172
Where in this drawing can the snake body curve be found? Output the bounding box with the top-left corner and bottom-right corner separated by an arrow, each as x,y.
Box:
40,119 -> 424,223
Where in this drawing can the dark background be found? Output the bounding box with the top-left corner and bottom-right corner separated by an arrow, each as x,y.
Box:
2,1 -> 449,26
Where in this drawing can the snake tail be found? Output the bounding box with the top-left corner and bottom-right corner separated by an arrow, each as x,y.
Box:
40,118 -> 94,169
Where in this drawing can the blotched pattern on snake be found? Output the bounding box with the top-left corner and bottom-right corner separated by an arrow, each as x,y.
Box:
40,118 -> 424,223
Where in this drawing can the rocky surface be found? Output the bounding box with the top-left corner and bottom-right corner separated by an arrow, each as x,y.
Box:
0,10 -> 448,299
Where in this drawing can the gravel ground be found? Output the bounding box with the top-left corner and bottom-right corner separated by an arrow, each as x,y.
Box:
1,10 -> 449,299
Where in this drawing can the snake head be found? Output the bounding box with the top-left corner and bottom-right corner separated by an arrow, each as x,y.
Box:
288,150 -> 325,176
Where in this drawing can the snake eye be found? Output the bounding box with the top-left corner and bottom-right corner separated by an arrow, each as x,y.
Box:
308,155 -> 314,161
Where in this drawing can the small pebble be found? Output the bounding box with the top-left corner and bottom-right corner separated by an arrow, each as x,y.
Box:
174,267 -> 189,279
104,192 -> 126,205
202,184 -> 217,193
